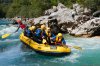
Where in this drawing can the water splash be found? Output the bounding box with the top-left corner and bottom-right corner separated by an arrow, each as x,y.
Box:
0,21 -> 100,66
0,25 -> 17,35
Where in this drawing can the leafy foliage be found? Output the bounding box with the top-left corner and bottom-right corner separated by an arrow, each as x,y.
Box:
0,0 -> 100,18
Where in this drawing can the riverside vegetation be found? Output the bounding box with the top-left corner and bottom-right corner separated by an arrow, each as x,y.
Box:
0,0 -> 100,18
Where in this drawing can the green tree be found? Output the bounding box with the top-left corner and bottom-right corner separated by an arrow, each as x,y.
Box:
0,0 -> 100,18
6,0 -> 21,17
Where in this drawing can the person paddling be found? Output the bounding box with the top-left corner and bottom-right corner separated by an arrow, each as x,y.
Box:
15,20 -> 26,32
44,27 -> 55,44
1,20 -> 26,39
25,26 -> 36,38
35,24 -> 46,41
52,33 -> 66,45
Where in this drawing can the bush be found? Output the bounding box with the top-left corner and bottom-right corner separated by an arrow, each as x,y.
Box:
0,0 -> 100,18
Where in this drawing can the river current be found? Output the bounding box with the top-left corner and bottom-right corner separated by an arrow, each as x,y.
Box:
0,20 -> 100,66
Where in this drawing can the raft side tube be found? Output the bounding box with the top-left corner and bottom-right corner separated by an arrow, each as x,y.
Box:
19,33 -> 71,56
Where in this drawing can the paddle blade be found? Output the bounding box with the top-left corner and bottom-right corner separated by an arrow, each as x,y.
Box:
73,46 -> 82,50
2,33 -> 11,39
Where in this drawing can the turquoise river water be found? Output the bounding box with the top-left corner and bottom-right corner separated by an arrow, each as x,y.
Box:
0,20 -> 100,66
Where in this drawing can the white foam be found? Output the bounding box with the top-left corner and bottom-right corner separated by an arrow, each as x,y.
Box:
66,37 -> 100,50
52,37 -> 100,63
0,39 -> 19,43
0,26 -> 17,35
50,52 -> 80,64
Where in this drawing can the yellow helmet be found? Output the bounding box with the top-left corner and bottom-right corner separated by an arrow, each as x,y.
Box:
46,27 -> 50,32
41,25 -> 46,30
57,33 -> 63,37
29,26 -> 36,31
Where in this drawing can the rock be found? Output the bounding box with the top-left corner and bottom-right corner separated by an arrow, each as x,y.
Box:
45,6 -> 57,15
50,3 -> 75,23
83,8 -> 91,16
49,8 -> 75,33
70,18 -> 100,37
46,3 -> 93,34
73,3 -> 84,15
34,16 -> 49,24
93,36 -> 100,38
93,10 -> 100,17
57,3 -> 66,10
33,3 -> 100,37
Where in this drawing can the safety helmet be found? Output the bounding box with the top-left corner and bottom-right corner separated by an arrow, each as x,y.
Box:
31,26 -> 36,30
46,27 -> 51,36
41,25 -> 46,30
29,26 -> 36,31
57,33 -> 63,37
16,19 -> 21,23
46,27 -> 50,32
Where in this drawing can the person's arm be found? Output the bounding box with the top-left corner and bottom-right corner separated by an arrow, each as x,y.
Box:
51,33 -> 56,37
20,24 -> 26,29
14,25 -> 20,32
62,38 -> 66,45
61,38 -> 68,47
35,29 -> 41,37
27,30 -> 31,37
42,32 -> 46,39
51,36 -> 56,42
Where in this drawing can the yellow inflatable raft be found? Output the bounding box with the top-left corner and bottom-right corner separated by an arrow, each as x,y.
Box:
19,33 -> 71,56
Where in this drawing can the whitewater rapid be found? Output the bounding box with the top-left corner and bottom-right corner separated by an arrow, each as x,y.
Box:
0,23 -> 100,66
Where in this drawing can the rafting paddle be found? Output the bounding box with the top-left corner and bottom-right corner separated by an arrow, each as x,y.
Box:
54,43 -> 82,50
63,44 -> 82,50
1,25 -> 21,39
1,29 -> 18,39
2,33 -> 11,39
68,45 -> 82,50
73,46 -> 82,50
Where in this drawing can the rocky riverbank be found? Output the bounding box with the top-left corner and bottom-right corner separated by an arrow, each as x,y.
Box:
34,3 -> 100,37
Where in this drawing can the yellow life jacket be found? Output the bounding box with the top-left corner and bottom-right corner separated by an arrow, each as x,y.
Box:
46,31 -> 51,37
55,36 -> 62,43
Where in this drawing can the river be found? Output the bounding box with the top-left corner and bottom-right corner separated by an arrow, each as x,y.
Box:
0,20 -> 100,66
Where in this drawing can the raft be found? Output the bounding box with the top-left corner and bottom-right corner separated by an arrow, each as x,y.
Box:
19,33 -> 71,56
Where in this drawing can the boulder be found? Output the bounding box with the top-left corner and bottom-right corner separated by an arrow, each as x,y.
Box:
34,16 -> 49,24
33,3 -> 100,37
73,3 -> 84,15
70,18 -> 100,37
93,10 -> 100,17
45,6 -> 57,15
47,3 -> 93,33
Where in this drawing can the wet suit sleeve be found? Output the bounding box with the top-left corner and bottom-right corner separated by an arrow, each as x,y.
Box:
51,36 -> 56,41
51,33 -> 55,37
35,29 -> 41,37
42,32 -> 47,38
62,38 -> 66,45
27,30 -> 31,37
